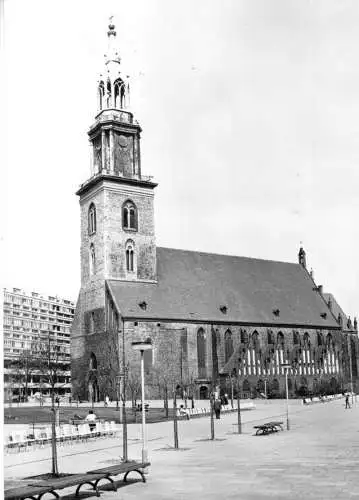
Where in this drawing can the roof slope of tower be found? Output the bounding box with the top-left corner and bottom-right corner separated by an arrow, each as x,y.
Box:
107,247 -> 339,328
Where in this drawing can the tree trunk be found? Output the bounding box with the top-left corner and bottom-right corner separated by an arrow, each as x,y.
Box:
210,393 -> 215,440
51,390 -> 59,476
164,387 -> 169,419
237,377 -> 242,434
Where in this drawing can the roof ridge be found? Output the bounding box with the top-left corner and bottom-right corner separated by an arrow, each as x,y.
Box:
157,246 -> 297,266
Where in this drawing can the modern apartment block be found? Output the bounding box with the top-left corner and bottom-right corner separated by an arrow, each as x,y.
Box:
3,287 -> 75,401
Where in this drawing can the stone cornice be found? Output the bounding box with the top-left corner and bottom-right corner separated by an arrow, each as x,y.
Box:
88,119 -> 142,140
76,174 -> 157,197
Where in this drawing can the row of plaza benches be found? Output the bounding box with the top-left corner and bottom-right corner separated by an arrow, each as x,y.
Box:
5,421 -> 118,453
176,402 -> 255,419
5,461 -> 150,500
302,394 -> 343,405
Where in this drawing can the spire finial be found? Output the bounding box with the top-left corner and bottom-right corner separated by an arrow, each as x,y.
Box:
108,15 -> 116,36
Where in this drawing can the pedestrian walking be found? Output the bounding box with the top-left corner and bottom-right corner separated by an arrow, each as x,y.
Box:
191,396 -> 195,409
345,393 -> 350,409
214,398 -> 222,419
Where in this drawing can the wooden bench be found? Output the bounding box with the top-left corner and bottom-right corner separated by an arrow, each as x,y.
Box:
253,421 -> 283,436
25,473 -> 109,498
5,484 -> 57,500
87,461 -> 151,487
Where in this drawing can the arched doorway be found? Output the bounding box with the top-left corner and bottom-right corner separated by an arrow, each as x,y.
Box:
199,386 -> 208,400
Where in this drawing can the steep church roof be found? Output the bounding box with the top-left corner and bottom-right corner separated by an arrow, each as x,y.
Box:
107,247 -> 339,329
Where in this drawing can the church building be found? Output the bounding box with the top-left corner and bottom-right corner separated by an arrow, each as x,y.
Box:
71,23 -> 359,401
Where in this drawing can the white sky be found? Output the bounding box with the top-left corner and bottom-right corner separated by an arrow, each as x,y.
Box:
2,0 -> 358,317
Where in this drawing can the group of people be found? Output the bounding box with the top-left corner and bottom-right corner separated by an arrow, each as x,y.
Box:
214,394 -> 230,419
179,393 -> 230,420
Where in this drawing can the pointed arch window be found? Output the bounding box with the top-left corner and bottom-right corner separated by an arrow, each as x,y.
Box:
197,328 -> 206,378
125,240 -> 135,272
114,78 -> 126,108
252,331 -> 260,350
98,81 -> 105,110
122,200 -> 137,231
89,244 -> 96,276
88,203 -> 97,235
224,329 -> 233,363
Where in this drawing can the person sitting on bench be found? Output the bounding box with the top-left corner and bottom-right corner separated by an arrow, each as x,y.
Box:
179,405 -> 190,420
85,410 -> 97,431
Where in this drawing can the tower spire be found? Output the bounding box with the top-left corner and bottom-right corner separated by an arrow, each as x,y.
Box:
97,18 -> 130,113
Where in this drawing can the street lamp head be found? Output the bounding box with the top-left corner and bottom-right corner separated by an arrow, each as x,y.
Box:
131,338 -> 153,352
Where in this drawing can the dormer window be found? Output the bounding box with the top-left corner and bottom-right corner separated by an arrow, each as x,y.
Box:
122,200 -> 137,231
88,203 -> 96,235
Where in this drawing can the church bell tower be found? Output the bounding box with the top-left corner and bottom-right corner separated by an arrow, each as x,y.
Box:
76,20 -> 157,289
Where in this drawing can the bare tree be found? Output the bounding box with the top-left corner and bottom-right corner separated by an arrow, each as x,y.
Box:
127,366 -> 141,409
151,337 -> 182,448
97,334 -> 120,403
33,338 -> 67,477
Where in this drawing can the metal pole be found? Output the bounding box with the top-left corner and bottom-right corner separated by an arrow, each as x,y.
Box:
140,350 -> 147,463
230,375 -> 234,408
285,368 -> 290,430
264,379 -> 267,399
348,334 -> 354,407
121,322 -> 128,461
237,364 -> 242,434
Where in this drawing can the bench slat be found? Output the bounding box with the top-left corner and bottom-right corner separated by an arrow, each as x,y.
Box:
5,485 -> 52,500
87,462 -> 150,475
27,473 -> 106,489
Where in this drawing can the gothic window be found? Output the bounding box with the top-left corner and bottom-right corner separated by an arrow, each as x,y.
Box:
125,240 -> 135,272
98,81 -> 105,110
317,332 -> 323,346
351,339 -> 358,377
224,329 -> 233,363
114,78 -> 126,108
252,331 -> 260,350
326,333 -> 333,349
122,200 -> 137,231
144,349 -> 153,373
293,331 -> 300,345
89,244 -> 96,276
277,332 -> 285,347
88,203 -> 96,235
197,328 -> 206,377
303,332 -> 310,347
106,79 -> 111,107
89,352 -> 97,370
90,312 -> 95,334
267,330 -> 274,344
240,329 -> 248,344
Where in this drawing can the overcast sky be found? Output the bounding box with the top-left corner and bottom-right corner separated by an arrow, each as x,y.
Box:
2,0 -> 358,317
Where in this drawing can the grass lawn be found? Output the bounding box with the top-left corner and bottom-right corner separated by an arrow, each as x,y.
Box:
4,405 -> 177,426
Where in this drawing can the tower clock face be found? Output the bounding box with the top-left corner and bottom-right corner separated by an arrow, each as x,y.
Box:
118,135 -> 128,148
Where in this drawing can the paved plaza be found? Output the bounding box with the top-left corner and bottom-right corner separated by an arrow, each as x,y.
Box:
4,398 -> 359,499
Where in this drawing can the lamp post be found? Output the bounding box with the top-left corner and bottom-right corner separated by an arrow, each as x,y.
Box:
281,363 -> 291,431
347,334 -> 354,407
131,339 -> 153,463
